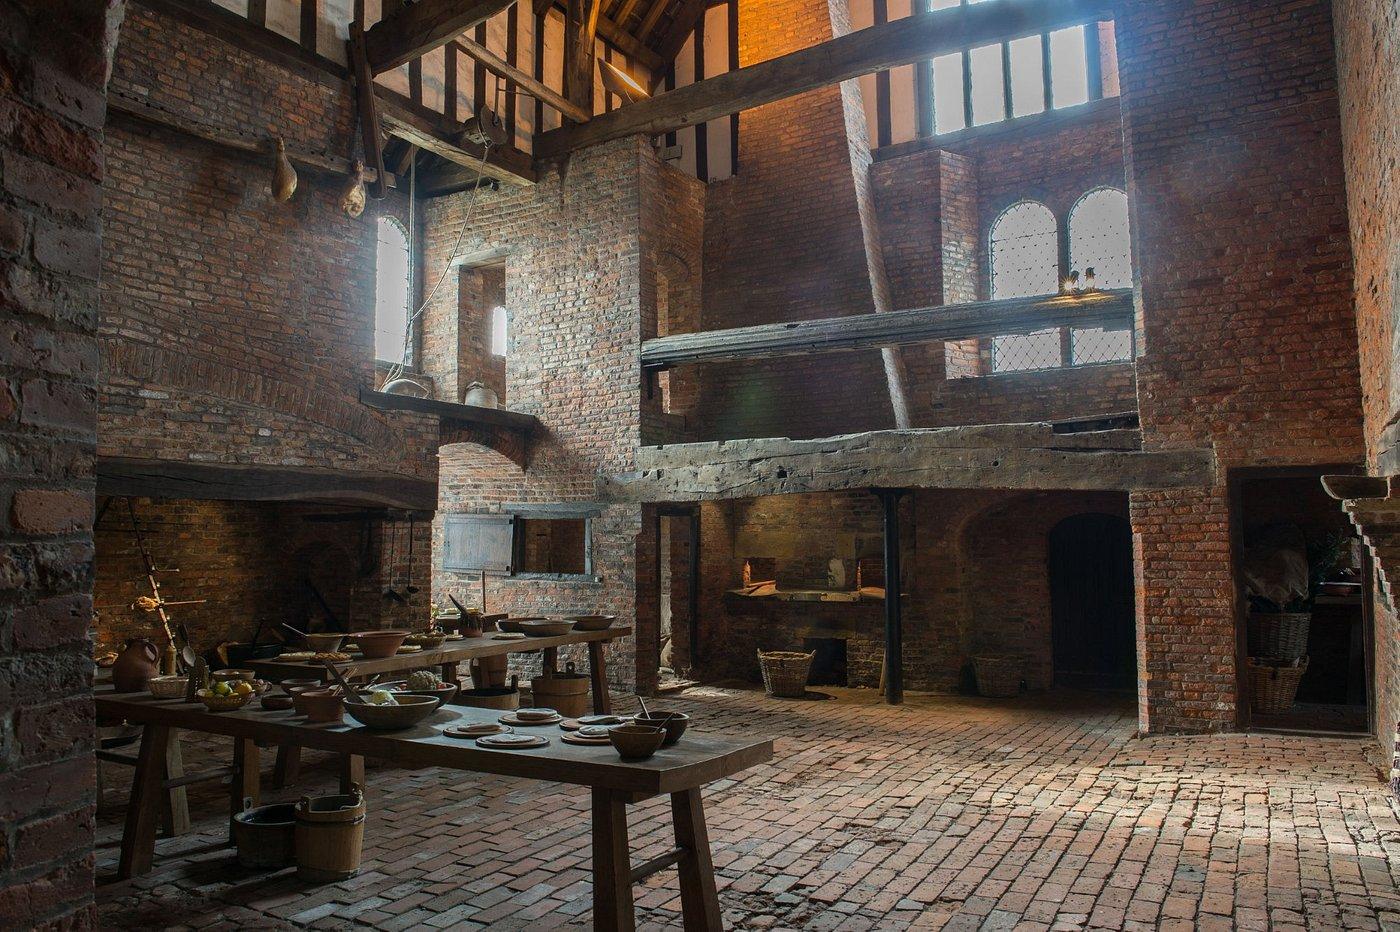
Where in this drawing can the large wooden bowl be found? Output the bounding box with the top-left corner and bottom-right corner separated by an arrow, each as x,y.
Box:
344,693 -> 439,730
568,615 -> 617,631
350,630 -> 410,658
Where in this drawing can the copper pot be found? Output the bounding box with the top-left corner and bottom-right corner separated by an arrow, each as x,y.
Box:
112,638 -> 161,693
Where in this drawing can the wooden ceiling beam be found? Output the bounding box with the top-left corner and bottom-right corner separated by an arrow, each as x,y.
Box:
363,0 -> 519,73
651,0 -> 707,65
535,0 -> 665,72
536,0 -> 1112,158
564,0 -> 603,112
454,37 -> 591,122
380,96 -> 537,185
634,0 -> 671,47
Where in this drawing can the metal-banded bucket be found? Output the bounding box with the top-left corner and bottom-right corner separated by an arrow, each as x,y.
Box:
294,786 -> 365,882
233,799 -> 297,869
531,661 -> 590,718
457,673 -> 520,710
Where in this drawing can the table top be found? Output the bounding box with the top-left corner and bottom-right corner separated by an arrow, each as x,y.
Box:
247,626 -> 633,681
94,685 -> 770,796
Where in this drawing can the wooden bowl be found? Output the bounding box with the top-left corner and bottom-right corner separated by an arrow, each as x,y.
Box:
634,710 -> 689,746
213,668 -> 255,682
197,689 -> 253,713
350,630 -> 410,658
380,680 -> 459,709
519,619 -> 573,637
290,685 -> 329,715
608,724 -> 665,760
303,633 -> 344,652
280,678 -> 323,696
495,618 -> 527,633
147,675 -> 189,700
297,689 -> 345,723
259,693 -> 295,711
568,615 -> 617,631
405,633 -> 447,650
343,693 -> 439,730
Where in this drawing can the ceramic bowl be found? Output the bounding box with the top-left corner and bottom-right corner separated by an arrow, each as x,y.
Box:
303,633 -> 345,652
350,630 -> 410,659
298,688 -> 345,723
290,685 -> 329,716
568,615 -> 617,631
495,618 -> 527,633
213,668 -> 255,682
381,680 -> 459,709
280,678 -> 323,696
259,692 -> 295,711
519,619 -> 573,637
608,724 -> 665,760
147,675 -> 189,700
344,693 -> 439,730
634,710 -> 689,746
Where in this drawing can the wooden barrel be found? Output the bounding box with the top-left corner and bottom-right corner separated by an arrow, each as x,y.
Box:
531,662 -> 590,718
233,799 -> 296,869
471,654 -> 509,688
294,787 -> 365,882
456,674 -> 520,710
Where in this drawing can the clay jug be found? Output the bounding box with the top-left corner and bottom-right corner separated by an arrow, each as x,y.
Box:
112,638 -> 161,692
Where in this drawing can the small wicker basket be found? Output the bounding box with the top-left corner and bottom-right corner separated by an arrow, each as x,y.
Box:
1246,612 -> 1311,661
973,655 -> 1022,698
1247,656 -> 1309,714
757,650 -> 814,699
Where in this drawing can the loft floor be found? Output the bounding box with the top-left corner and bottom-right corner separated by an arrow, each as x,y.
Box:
95,688 -> 1399,929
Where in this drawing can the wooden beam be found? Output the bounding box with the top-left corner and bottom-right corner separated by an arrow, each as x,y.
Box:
380,96 -> 538,185
634,0 -> 670,46
535,0 -> 666,71
537,0 -> 1112,158
600,426 -> 1218,503
349,22 -> 389,199
641,289 -> 1133,369
455,37 -> 591,123
108,93 -> 396,187
652,0 -> 708,66
359,387 -> 539,432
565,0 -> 602,113
362,0 -> 518,74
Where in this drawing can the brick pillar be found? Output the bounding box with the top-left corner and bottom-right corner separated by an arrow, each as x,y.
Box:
0,1 -> 125,926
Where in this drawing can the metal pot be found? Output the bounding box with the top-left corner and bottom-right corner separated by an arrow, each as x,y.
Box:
462,381 -> 498,408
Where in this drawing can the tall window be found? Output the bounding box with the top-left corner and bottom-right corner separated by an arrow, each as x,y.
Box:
1068,188 -> 1133,364
374,217 -> 411,365
990,201 -> 1060,372
490,305 -> 508,357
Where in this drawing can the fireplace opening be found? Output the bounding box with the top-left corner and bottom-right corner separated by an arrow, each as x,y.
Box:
804,637 -> 848,687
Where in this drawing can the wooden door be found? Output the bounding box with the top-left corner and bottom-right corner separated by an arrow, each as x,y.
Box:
1049,513 -> 1135,691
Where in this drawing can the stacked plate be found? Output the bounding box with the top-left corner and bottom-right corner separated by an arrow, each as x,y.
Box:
476,732 -> 548,749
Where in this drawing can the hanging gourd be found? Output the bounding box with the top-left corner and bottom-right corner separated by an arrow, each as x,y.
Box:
341,157 -> 367,218
271,136 -> 298,202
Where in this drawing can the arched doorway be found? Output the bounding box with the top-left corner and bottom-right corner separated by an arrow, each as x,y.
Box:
1049,513 -> 1136,691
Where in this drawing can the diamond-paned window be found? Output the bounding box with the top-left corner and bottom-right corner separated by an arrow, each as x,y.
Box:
990,201 -> 1060,373
1069,188 -> 1133,365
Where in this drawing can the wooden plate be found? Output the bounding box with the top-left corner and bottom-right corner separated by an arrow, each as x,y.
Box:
561,732 -> 611,746
499,712 -> 562,726
476,733 -> 548,749
492,632 -> 527,641
442,722 -> 511,739
279,651 -> 314,662
396,645 -> 423,654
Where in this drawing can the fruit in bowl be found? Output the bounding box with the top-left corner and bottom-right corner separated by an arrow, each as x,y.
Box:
197,679 -> 253,711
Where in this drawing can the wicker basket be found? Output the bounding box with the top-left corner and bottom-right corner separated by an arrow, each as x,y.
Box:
757,650 -> 814,699
1247,656 -> 1309,714
973,655 -> 1022,698
1247,612 -> 1311,661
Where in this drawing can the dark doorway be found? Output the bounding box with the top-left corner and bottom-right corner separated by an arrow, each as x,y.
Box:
804,637 -> 848,686
1049,513 -> 1136,691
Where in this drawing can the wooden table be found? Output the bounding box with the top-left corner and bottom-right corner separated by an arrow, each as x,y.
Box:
249,626 -> 633,714
96,687 -> 771,931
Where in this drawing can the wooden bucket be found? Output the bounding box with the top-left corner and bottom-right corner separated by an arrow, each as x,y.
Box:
233,799 -> 296,869
294,786 -> 365,883
531,662 -> 590,718
471,654 -> 509,688
456,674 -> 520,710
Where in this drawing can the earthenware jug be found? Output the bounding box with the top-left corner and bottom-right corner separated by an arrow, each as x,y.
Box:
112,638 -> 161,692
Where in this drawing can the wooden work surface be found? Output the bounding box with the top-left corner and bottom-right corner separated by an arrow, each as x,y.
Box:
247,625 -> 633,681
94,685 -> 770,796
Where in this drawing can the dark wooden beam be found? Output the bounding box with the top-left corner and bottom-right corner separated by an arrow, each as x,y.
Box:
97,457 -> 437,511
359,387 -> 539,433
362,0 -> 518,74
652,0 -> 707,66
454,37 -> 591,122
565,0 -> 602,114
536,0 -> 1112,158
641,289 -> 1133,370
535,0 -> 665,71
380,96 -> 538,185
874,488 -> 907,705
349,22 -> 389,199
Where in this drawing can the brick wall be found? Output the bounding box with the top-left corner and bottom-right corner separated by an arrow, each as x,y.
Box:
0,0 -> 122,926
102,5 -> 438,479
1117,0 -> 1364,732
1333,0 -> 1400,761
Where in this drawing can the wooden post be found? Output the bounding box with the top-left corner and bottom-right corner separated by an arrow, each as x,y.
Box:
118,724 -> 170,879
588,640 -> 611,713
591,788 -> 634,930
162,731 -> 190,836
230,738 -> 260,838
340,754 -> 365,794
349,21 -> 388,200
563,0 -> 599,116
873,489 -> 908,704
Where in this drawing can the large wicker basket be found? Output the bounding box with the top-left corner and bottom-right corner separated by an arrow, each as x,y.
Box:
1247,612 -> 1311,661
973,655 -> 1022,698
1247,656 -> 1309,714
757,650 -> 814,699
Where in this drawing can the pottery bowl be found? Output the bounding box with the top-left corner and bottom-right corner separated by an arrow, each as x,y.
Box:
568,615 -> 617,631
259,693 -> 295,711
297,688 -> 345,723
290,685 -> 329,715
381,680 -> 460,709
280,678 -> 323,696
495,618 -> 527,633
344,693 -> 438,730
303,633 -> 344,652
608,724 -> 666,759
350,630 -> 410,659
634,710 -> 689,746
519,619 -> 572,637
147,675 -> 189,700
213,668 -> 255,682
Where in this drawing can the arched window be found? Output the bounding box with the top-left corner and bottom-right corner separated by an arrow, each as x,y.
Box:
990,201 -> 1060,372
374,216 -> 411,364
490,305 -> 508,357
1069,188 -> 1133,364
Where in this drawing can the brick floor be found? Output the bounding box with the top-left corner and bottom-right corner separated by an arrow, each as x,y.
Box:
94,688 -> 1400,930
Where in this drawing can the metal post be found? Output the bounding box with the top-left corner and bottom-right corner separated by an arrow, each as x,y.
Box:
874,489 -> 908,704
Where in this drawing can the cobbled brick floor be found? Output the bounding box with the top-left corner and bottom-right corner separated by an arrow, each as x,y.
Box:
95,687 -> 1400,930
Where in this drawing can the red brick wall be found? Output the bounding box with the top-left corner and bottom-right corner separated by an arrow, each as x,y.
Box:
1118,0 -> 1363,732
0,1 -> 121,926
102,5 -> 438,480
1333,0 -> 1400,761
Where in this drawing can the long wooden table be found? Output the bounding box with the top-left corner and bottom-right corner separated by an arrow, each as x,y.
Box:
96,686 -> 771,931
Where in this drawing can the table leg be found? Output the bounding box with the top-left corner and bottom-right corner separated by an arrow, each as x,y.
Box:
162,729 -> 190,837
671,788 -> 722,931
592,788 -> 635,932
441,661 -> 459,687
543,647 -> 558,676
273,744 -> 302,789
340,753 -> 364,794
588,641 -> 611,714
118,724 -> 169,880
230,738 -> 260,837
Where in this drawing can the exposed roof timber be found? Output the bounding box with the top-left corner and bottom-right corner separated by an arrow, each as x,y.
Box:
535,0 -> 666,73
641,289 -> 1133,369
634,0 -> 671,47
359,388 -> 539,433
363,0 -> 518,73
380,96 -> 538,185
651,0 -> 708,65
600,426 -> 1217,503
536,0 -> 1113,158
454,37 -> 591,123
